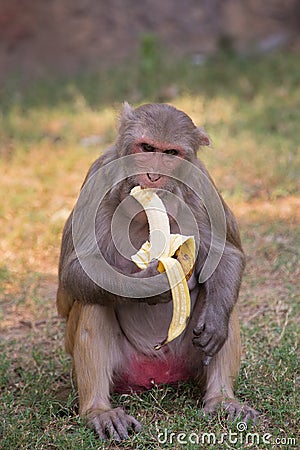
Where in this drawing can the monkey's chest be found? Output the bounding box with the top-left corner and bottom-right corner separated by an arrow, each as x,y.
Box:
114,353 -> 192,393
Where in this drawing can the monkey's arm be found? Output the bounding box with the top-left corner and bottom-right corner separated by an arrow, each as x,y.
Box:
59,227 -> 172,307
60,258 -> 172,305
192,242 -> 245,358
190,161 -> 245,358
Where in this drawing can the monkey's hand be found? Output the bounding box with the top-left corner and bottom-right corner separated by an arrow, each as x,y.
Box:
192,304 -> 229,364
131,260 -> 173,304
131,259 -> 160,279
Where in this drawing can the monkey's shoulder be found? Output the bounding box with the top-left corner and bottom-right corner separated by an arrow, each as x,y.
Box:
84,145 -> 118,182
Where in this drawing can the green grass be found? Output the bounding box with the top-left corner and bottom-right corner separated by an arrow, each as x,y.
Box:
0,50 -> 299,449
0,286 -> 299,449
1,51 -> 299,199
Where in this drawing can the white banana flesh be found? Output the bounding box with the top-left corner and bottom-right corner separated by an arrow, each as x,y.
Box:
130,186 -> 196,349
130,186 -> 171,263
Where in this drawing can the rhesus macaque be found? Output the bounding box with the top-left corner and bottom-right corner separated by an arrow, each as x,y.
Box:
57,103 -> 258,441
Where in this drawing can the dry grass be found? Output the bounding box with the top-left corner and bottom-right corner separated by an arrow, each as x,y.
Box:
0,51 -> 299,448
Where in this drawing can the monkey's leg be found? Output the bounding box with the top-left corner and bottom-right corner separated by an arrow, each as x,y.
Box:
202,307 -> 259,421
68,302 -> 141,441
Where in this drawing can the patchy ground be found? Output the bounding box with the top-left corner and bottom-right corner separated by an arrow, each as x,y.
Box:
0,52 -> 299,448
1,195 -> 299,346
0,195 -> 299,449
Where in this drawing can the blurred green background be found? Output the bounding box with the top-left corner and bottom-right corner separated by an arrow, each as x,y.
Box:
0,2 -> 299,448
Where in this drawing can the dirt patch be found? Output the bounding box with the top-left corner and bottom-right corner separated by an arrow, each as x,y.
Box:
0,273 -> 58,335
233,196 -> 300,223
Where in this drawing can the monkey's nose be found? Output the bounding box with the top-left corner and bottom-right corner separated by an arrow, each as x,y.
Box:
147,173 -> 161,182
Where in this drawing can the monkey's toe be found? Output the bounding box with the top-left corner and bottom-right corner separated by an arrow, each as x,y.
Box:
239,406 -> 259,422
225,401 -> 259,422
203,397 -> 259,423
87,407 -> 141,441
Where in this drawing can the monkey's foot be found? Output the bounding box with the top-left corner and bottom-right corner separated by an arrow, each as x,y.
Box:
87,406 -> 141,441
203,397 -> 259,422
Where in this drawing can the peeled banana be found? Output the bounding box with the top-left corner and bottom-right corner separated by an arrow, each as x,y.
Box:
130,186 -> 196,349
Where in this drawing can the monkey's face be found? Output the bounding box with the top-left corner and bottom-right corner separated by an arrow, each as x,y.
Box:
129,140 -> 187,191
117,103 -> 210,195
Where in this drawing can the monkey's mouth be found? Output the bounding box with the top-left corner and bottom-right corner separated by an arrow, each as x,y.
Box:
146,173 -> 161,182
127,173 -> 174,194
136,172 -> 167,190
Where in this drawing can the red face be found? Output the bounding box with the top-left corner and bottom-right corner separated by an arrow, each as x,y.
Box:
131,139 -> 187,189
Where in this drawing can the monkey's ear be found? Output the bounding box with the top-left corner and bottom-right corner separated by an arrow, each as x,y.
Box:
120,102 -> 135,122
196,127 -> 211,146
118,102 -> 135,134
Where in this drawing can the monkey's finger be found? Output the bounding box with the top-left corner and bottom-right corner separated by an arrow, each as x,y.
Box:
92,416 -> 121,441
132,259 -> 159,279
193,306 -> 209,335
193,322 -> 205,335
90,418 -> 108,440
116,413 -> 141,437
128,415 -> 142,432
203,335 -> 226,357
113,411 -> 141,439
111,416 -> 130,441
91,409 -> 135,441
192,331 -> 213,348
226,405 -> 238,421
240,407 -> 259,423
107,422 -> 125,442
193,334 -> 224,360
203,355 -> 212,366
241,410 -> 254,422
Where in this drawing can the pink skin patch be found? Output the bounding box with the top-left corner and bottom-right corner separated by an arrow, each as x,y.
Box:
131,140 -> 185,189
114,354 -> 192,393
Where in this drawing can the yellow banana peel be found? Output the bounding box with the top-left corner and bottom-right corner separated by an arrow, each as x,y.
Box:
130,186 -> 196,349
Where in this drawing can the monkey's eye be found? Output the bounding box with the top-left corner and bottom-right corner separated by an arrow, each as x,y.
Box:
141,143 -> 155,152
164,149 -> 179,156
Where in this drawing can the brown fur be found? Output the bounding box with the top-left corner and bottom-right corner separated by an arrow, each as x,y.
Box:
57,103 -> 258,440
